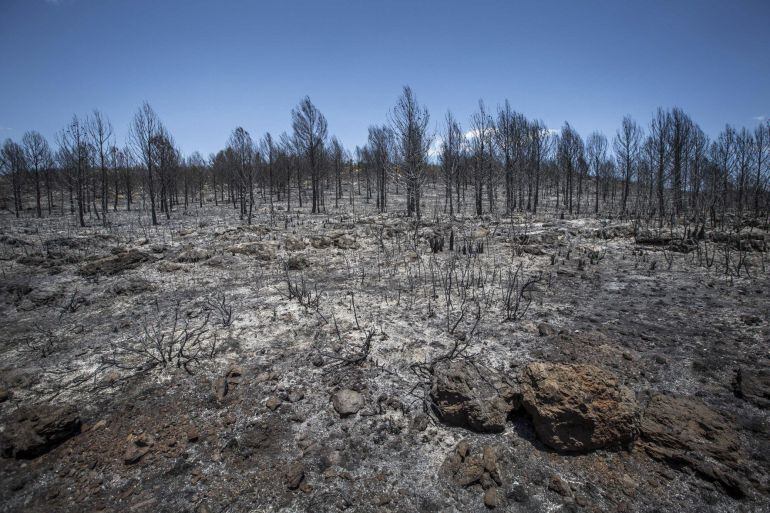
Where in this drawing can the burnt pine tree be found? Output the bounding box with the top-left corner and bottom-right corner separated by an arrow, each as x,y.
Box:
291,97 -> 327,214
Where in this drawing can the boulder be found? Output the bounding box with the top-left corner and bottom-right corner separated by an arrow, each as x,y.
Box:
333,233 -> 359,250
0,405 -> 81,459
635,231 -> 673,246
734,366 -> 770,409
310,235 -> 333,249
226,242 -> 276,261
431,360 -> 517,433
640,393 -> 749,497
79,249 -> 153,276
520,362 -> 639,451
284,237 -> 307,251
175,247 -> 212,263
537,323 -> 558,337
332,389 -> 365,417
286,255 -> 308,270
284,461 -> 305,490
110,277 -> 153,295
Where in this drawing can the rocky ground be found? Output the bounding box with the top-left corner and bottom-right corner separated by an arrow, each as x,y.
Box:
0,202 -> 769,513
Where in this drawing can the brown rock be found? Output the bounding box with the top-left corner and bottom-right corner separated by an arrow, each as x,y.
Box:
431,360 -> 518,433
520,362 -> 639,451
214,364 -> 244,401
537,323 -> 558,337
456,440 -> 470,458
0,404 -> 81,459
441,441 -> 503,491
285,462 -> 305,490
482,446 -> 497,473
640,393 -> 749,497
548,474 -> 572,497
265,397 -> 282,411
79,249 -> 153,276
187,426 -> 199,442
284,237 -> 307,251
734,366 -> 770,408
483,487 -> 498,508
226,242 -> 276,260
124,433 -> 154,464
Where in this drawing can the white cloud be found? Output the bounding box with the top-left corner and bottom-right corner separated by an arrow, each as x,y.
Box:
428,136 -> 443,158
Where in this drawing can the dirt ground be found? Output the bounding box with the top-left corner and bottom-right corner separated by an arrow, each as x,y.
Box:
1,201 -> 768,513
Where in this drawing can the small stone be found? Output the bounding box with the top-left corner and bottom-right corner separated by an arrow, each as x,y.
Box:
265,397 -> 282,411
187,427 -> 199,442
285,462 -> 305,490
548,474 -> 572,497
312,356 -> 324,367
288,389 -> 305,403
410,413 -> 429,432
374,494 -> 391,506
537,323 -> 558,337
0,388 -> 9,403
620,473 -> 636,497
483,487 -> 498,508
482,446 -> 497,472
332,389 -> 365,417
456,440 -> 470,458
508,484 -> 528,503
124,433 -> 154,464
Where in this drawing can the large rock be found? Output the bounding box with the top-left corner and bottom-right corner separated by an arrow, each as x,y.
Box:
110,276 -> 153,295
284,236 -> 307,251
226,242 -> 276,261
0,405 -> 81,459
640,394 -> 749,497
520,362 -> 638,451
431,360 -> 517,433
734,366 -> 770,409
332,389 -> 365,417
333,233 -> 359,250
79,249 -> 153,276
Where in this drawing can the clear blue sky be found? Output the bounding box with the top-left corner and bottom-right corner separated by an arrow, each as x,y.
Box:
1,0 -> 768,156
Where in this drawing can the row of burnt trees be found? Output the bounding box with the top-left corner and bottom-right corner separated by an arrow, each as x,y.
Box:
0,104 -> 184,227
355,99 -> 769,224
1,89 -> 769,226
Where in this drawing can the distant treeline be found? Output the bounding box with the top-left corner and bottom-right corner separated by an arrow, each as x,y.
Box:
1,87 -> 768,227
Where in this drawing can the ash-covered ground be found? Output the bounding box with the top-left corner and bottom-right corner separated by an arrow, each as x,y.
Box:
1,203 -> 769,513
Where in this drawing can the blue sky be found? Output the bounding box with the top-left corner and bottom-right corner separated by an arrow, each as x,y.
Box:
1,0 -> 768,156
